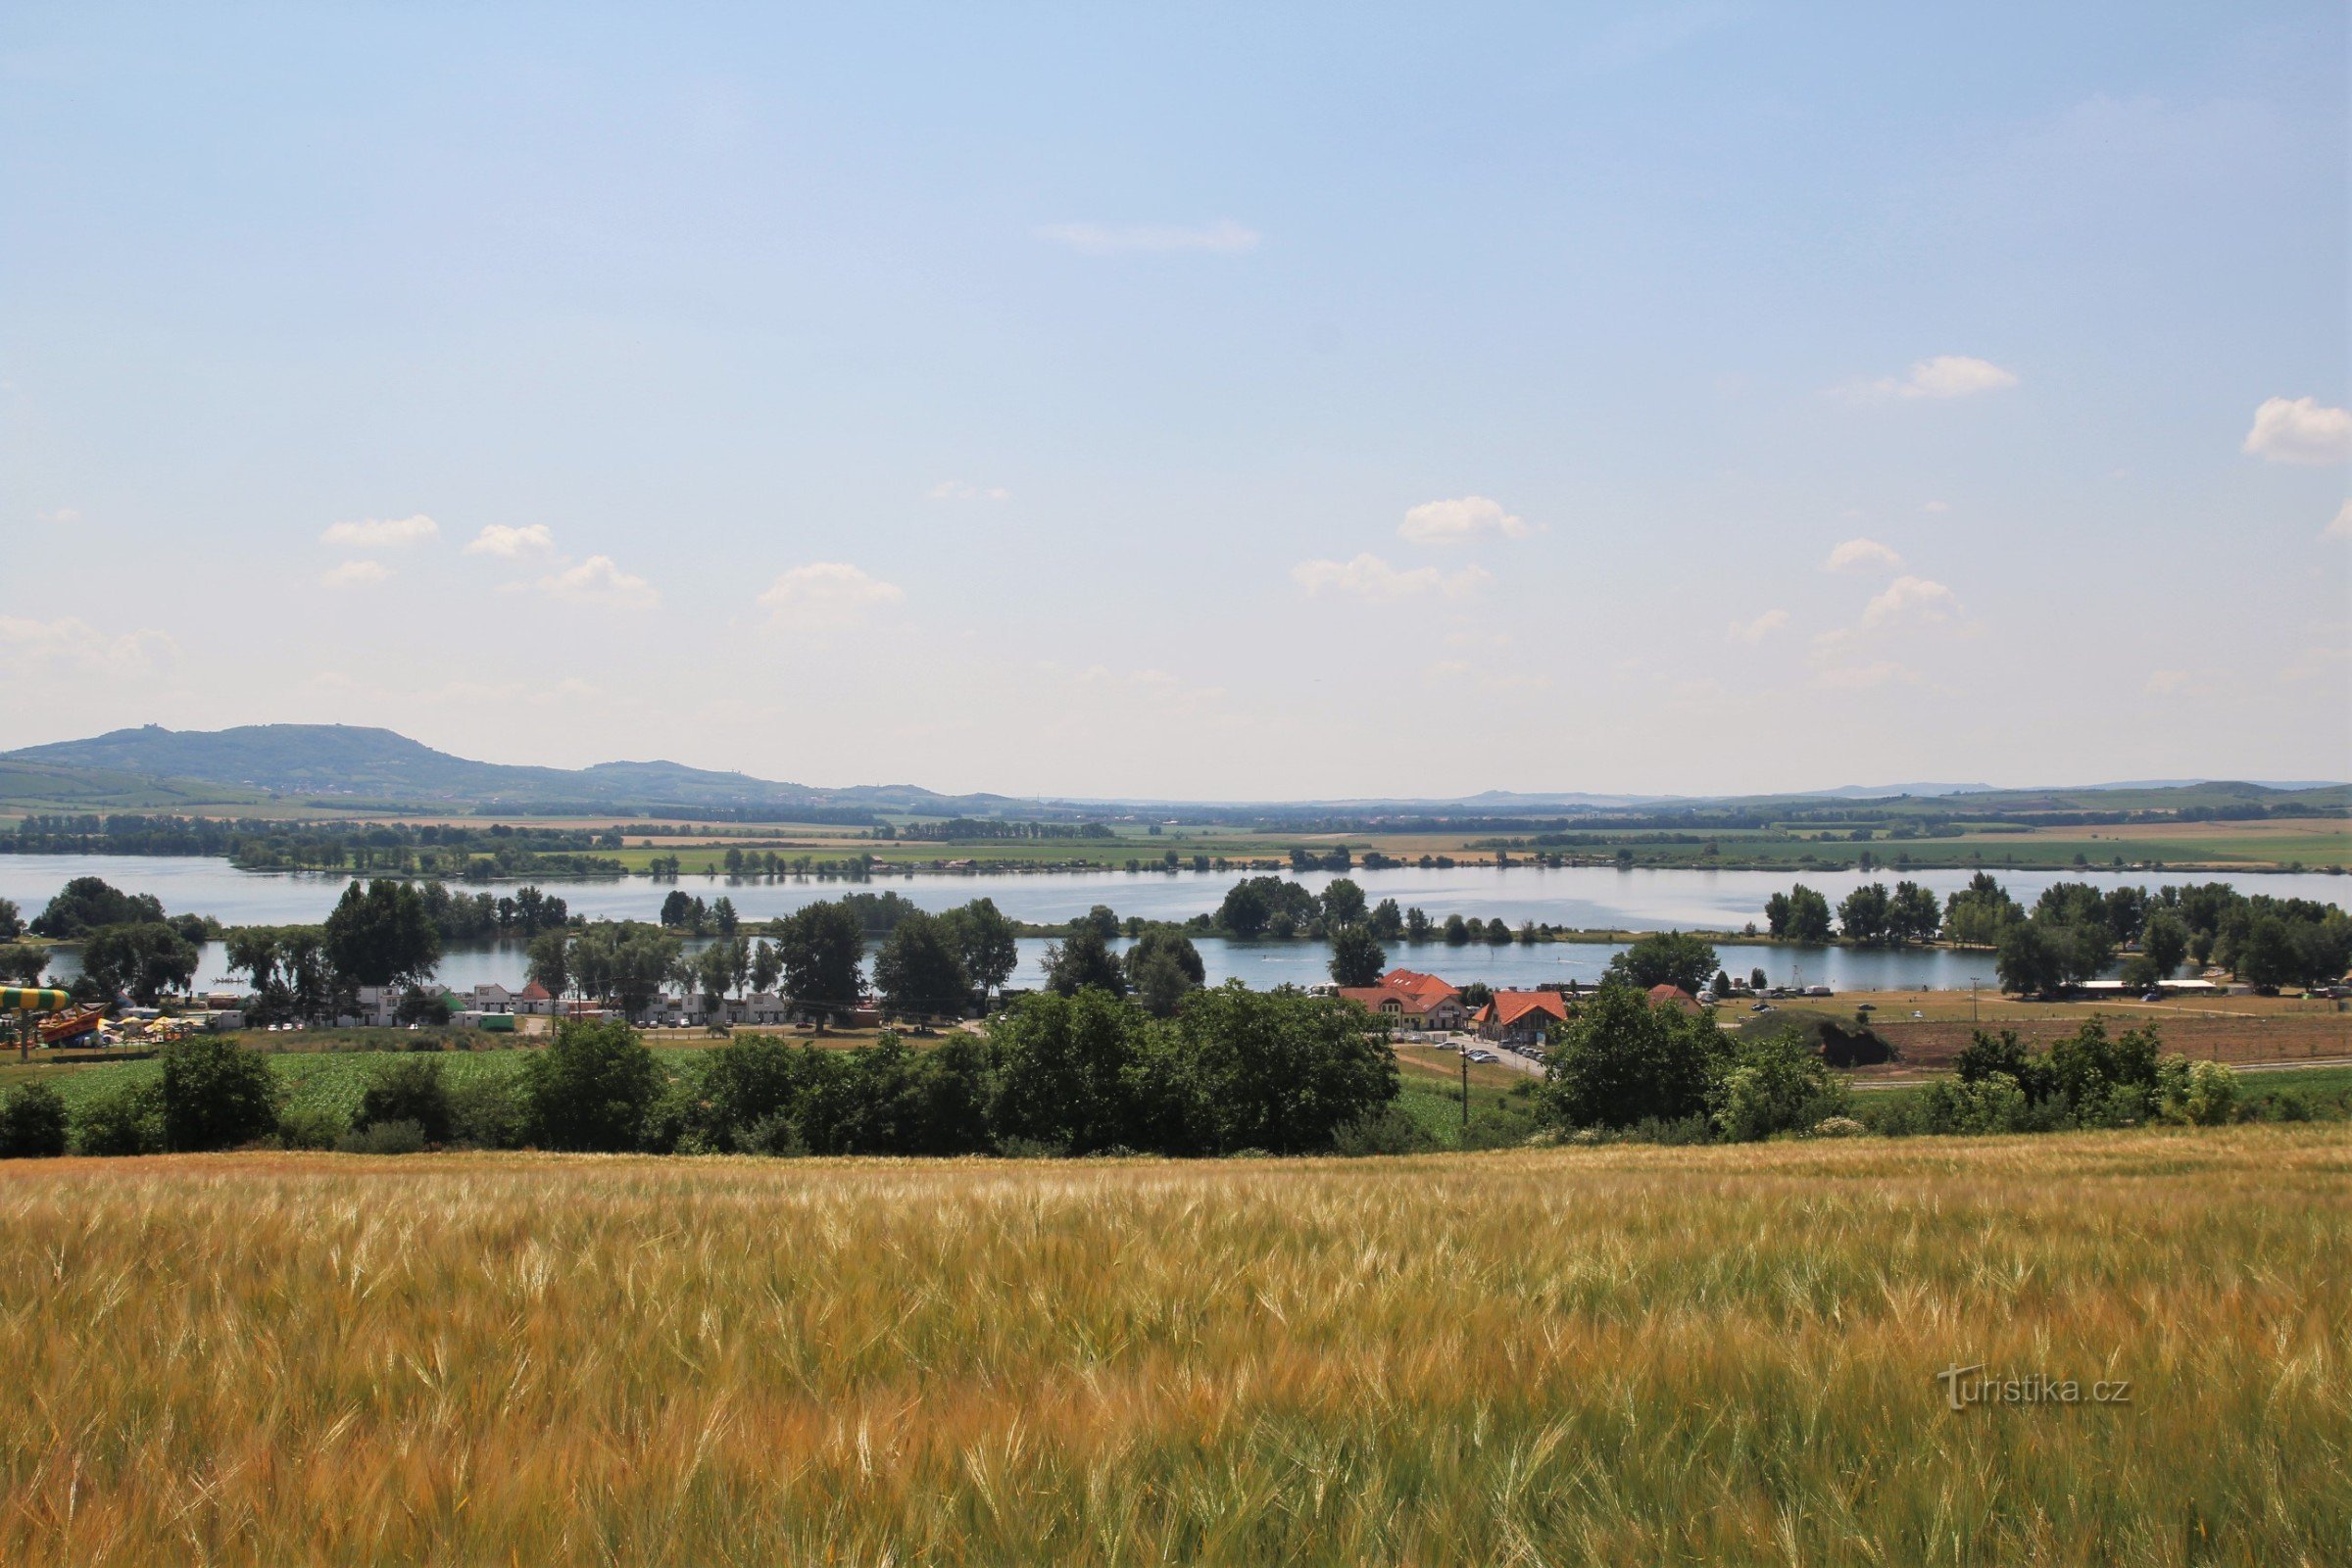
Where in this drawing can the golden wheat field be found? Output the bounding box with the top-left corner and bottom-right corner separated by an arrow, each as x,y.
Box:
3,1130 -> 2348,1566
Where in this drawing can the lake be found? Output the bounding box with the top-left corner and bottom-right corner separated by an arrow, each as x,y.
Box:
7,854 -> 2344,996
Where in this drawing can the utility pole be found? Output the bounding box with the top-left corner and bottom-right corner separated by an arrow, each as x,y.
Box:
1460,1040 -> 1470,1133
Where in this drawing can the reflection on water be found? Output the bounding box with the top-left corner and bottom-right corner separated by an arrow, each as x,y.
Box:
9,852 -> 2340,995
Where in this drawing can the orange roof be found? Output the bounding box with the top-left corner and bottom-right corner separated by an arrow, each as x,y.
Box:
1380,968 -> 1458,1001
518,981 -> 552,1001
1339,985 -> 1440,1016
1475,991 -> 1569,1027
1646,983 -> 1699,1012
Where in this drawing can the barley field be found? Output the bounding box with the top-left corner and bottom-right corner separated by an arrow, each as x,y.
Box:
2,1129 -> 2346,1565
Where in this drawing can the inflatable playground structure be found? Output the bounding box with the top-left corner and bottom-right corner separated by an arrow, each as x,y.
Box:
3,988 -> 215,1056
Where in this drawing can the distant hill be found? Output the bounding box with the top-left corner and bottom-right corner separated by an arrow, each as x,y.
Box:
3,724 -> 2342,822
0,724 -> 976,814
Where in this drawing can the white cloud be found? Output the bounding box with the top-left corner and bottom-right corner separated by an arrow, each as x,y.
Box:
1291,554 -> 1491,604
0,615 -> 175,676
2143,669 -> 2192,696
2242,397 -> 2352,465
927,481 -> 1011,502
1824,537 -> 1903,573
464,523 -> 556,559
757,562 -> 905,625
1860,574 -> 1962,628
1398,495 -> 1537,544
2328,500 -> 2352,540
1036,219 -> 1260,256
321,560 -> 392,588
1813,660 -> 1914,690
531,555 -> 660,609
1727,609 -> 1789,644
1844,355 -> 2020,401
37,507 -> 79,526
320,514 -> 438,550
1921,500 -> 1951,514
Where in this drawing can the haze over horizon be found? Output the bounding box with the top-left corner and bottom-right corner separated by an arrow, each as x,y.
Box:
4,4 -> 2346,797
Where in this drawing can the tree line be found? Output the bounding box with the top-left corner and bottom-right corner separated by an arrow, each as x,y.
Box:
0,983 -> 1398,1160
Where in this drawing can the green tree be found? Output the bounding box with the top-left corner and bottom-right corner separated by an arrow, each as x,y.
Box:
0,899 -> 20,942
1368,899 -> 1403,941
2138,908 -> 2188,980
1124,928 -> 1205,1018
356,1057 -> 454,1146
1888,881 -> 1940,944
80,921 -> 200,1004
30,877 -> 165,939
1328,924 -> 1387,987
1604,930 -> 1719,993
1320,878 -> 1367,927
1767,884 -> 1834,943
1174,983 -> 1398,1154
1712,1030 -> 1849,1141
161,1037 -> 283,1152
749,937 -> 781,997
778,902 -> 866,1016
1078,905 -> 1120,941
1542,982 -> 1729,1129
522,1017 -> 662,1152
988,989 -> 1154,1154
697,938 -> 741,1011
1838,883 -> 1891,945
874,910 -> 972,1019
1043,925 -> 1126,998
323,879 -> 442,990
1995,921 -> 2068,997
526,927 -> 572,1004
1941,872 -> 2022,947
940,899 -> 1019,999
0,945 -> 47,986
1443,914 -> 1471,946
0,1083 -> 69,1157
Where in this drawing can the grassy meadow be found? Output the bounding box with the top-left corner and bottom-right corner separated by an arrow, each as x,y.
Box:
2,1127 -> 2346,1565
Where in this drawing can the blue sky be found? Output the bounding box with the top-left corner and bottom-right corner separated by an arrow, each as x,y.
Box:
4,3 -> 2346,798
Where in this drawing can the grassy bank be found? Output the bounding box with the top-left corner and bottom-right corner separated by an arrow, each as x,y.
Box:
0,1127 -> 2344,1563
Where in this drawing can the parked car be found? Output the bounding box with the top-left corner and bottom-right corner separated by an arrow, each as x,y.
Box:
1465,1050 -> 1498,1064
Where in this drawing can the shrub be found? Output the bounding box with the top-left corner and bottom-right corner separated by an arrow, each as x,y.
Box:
356,1057 -> 453,1145
447,1074 -> 527,1150
0,1083 -> 70,1158
161,1038 -> 283,1152
1544,983 -> 1731,1131
1331,1104 -> 1443,1156
336,1119 -> 426,1155
1712,1031 -> 1850,1143
274,1104 -> 346,1150
521,1018 -> 662,1152
1809,1116 -> 1868,1139
75,1081 -> 166,1155
2158,1058 -> 2239,1127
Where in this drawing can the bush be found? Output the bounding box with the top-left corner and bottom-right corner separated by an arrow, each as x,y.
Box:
161,1038 -> 283,1152
447,1074 -> 527,1150
1809,1116 -> 1868,1139
75,1081 -> 166,1155
274,1104 -> 346,1150
2158,1058 -> 2239,1127
1543,983 -> 1729,1130
0,1083 -> 70,1157
1712,1031 -> 1850,1143
1331,1104 -> 1442,1156
356,1057 -> 453,1145
336,1118 -> 426,1154
521,1018 -> 662,1152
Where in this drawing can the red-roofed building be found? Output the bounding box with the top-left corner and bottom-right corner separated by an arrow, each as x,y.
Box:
1646,984 -> 1700,1014
1338,983 -> 1469,1034
1471,990 -> 1570,1047
1381,968 -> 1459,1003
516,980 -> 555,1015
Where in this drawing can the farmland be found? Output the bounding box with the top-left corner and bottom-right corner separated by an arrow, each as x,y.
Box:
1,1127 -> 2345,1565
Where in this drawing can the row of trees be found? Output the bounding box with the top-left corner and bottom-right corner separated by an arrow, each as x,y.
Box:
8,985 -> 1399,1160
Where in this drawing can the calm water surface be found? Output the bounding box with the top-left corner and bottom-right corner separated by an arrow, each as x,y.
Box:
8,854 -> 2343,995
